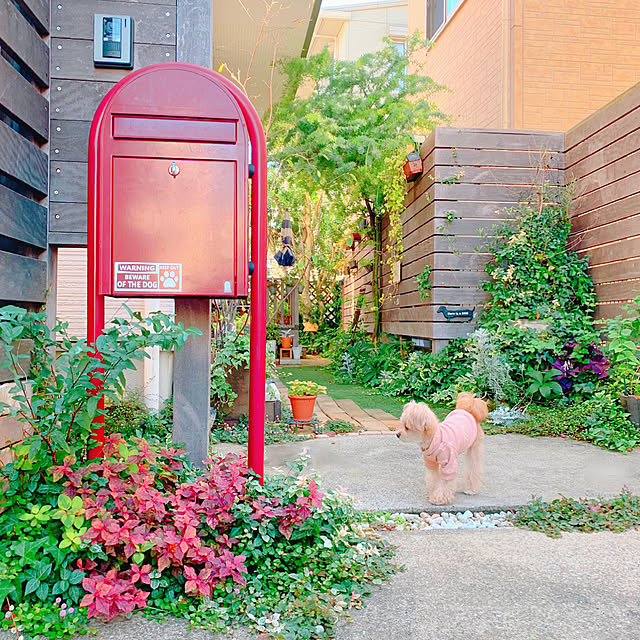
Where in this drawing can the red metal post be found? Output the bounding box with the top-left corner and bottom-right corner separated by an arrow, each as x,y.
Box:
216,77 -> 268,481
87,110 -> 106,458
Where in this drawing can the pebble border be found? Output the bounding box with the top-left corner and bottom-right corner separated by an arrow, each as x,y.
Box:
366,510 -> 515,531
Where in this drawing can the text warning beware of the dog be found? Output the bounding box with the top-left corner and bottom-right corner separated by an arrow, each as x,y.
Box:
114,262 -> 182,293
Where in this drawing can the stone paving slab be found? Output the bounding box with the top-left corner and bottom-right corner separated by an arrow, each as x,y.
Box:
215,433 -> 640,513
333,399 -> 388,431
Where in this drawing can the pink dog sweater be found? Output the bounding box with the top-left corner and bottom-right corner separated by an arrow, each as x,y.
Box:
421,409 -> 477,480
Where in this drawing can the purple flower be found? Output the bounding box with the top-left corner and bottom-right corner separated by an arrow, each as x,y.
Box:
559,378 -> 573,391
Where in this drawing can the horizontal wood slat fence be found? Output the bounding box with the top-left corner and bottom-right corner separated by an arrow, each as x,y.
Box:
0,0 -> 50,307
566,82 -> 640,320
343,83 -> 640,350
343,127 -> 564,350
0,0 -> 50,463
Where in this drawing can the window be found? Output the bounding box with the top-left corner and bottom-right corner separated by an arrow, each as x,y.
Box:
426,0 -> 463,39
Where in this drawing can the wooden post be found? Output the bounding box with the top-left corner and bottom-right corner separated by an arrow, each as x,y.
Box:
173,298 -> 211,468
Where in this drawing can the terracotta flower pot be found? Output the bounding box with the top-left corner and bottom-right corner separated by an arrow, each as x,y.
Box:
289,395 -> 317,423
281,336 -> 293,349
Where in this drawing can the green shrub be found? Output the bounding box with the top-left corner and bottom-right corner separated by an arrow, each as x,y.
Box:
210,331 -> 250,416
488,393 -> 640,451
333,335 -> 409,387
379,338 -> 471,401
0,305 -> 197,469
103,394 -> 172,444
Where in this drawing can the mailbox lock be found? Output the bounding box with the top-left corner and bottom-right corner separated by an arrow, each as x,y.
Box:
168,162 -> 180,177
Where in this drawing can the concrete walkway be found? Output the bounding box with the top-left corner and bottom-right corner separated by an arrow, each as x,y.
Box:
216,433 -> 640,513
34,527 -> 640,640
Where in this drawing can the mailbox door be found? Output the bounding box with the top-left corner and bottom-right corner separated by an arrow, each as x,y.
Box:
111,156 -> 238,297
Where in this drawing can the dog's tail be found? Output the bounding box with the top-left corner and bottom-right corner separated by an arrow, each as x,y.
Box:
456,392 -> 489,424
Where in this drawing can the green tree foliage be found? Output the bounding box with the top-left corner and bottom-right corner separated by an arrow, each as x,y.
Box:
269,36 -> 445,337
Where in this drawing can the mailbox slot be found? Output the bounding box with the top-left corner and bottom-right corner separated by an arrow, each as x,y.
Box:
112,116 -> 237,144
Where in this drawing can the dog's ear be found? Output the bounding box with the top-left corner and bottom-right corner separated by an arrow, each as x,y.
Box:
473,398 -> 489,423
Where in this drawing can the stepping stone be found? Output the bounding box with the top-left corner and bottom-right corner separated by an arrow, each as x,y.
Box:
333,399 -> 388,431
360,407 -> 401,431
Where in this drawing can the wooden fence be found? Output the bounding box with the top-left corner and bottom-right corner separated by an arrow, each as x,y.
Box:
0,0 -> 51,460
342,127 -> 564,349
566,82 -> 640,320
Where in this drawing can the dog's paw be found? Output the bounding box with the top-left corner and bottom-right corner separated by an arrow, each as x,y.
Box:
463,488 -> 479,495
429,491 -> 454,506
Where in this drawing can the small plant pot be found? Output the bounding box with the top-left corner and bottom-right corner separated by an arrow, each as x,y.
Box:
289,395 -> 317,423
620,394 -> 640,426
281,336 -> 293,349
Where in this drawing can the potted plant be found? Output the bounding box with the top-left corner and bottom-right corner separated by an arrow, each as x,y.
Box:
280,329 -> 293,350
606,296 -> 640,425
288,379 -> 326,423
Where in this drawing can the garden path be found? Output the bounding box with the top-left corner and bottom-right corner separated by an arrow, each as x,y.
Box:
272,377 -> 400,433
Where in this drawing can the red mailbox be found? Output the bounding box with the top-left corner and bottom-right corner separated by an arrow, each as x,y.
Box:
88,63 -> 267,477
91,64 -> 249,298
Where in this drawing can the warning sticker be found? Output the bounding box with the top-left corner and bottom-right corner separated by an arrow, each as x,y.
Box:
114,263 -> 182,293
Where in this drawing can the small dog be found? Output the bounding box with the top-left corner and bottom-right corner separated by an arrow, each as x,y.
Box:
396,393 -> 488,505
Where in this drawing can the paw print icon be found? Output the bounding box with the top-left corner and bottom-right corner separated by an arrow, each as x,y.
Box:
160,270 -> 178,288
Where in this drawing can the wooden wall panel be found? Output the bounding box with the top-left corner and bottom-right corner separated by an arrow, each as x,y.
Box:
0,185 -> 47,249
566,82 -> 640,320
0,0 -> 49,308
14,0 -> 50,34
0,121 -> 48,196
0,252 -> 47,303
54,1 -> 175,44
0,57 -> 49,141
341,126 -> 564,351
0,0 -> 49,86
49,0 -> 177,246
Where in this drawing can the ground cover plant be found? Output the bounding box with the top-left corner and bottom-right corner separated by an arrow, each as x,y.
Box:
513,489 -> 640,538
103,395 -> 173,444
209,414 -> 308,446
0,308 -> 397,639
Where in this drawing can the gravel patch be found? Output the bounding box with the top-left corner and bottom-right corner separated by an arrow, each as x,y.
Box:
367,510 -> 515,531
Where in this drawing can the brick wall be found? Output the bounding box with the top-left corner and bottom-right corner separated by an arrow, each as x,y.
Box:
410,0 -> 504,128
519,0 -> 640,131
408,0 -> 640,131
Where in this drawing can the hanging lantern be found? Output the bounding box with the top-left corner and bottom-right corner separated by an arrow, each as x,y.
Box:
274,208 -> 296,267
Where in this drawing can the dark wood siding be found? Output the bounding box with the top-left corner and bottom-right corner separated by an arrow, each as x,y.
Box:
49,0 -> 177,246
566,82 -> 640,320
0,0 -> 50,306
